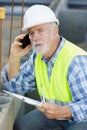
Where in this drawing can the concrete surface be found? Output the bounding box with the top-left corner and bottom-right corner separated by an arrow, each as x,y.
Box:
0,93 -> 24,130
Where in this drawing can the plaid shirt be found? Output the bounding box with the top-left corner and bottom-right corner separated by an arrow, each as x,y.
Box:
2,37 -> 87,123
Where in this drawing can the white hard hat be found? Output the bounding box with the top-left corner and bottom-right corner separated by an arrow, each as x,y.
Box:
22,5 -> 59,31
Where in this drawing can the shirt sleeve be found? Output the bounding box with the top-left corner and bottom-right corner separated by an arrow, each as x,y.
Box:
1,53 -> 36,94
67,55 -> 87,122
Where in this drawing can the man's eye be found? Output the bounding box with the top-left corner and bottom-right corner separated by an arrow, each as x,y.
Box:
40,29 -> 43,32
38,29 -> 44,34
29,32 -> 34,36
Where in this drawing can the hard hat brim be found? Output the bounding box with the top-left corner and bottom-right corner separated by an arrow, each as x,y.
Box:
22,19 -> 59,31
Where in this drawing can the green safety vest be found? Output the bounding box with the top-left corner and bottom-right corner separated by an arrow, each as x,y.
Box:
35,40 -> 87,102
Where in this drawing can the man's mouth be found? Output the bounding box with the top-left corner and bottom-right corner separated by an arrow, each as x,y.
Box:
35,44 -> 43,47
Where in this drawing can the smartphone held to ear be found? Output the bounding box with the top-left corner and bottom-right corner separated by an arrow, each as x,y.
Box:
20,34 -> 31,49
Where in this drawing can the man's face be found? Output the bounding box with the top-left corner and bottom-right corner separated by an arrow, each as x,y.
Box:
28,23 -> 56,55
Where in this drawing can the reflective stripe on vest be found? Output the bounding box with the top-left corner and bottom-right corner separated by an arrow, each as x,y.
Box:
35,40 -> 87,102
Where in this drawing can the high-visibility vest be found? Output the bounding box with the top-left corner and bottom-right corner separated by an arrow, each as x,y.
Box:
35,40 -> 87,102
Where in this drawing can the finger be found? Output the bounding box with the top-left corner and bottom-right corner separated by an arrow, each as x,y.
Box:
44,112 -> 53,119
36,106 -> 45,113
47,114 -> 51,118
41,102 -> 47,107
11,42 -> 22,48
15,34 -> 26,42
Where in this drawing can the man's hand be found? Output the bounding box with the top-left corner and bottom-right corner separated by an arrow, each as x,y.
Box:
8,34 -> 31,79
36,102 -> 72,119
10,34 -> 31,59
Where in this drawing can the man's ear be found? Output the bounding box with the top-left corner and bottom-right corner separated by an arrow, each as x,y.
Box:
53,27 -> 59,38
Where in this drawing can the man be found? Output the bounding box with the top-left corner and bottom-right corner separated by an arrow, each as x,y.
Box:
2,4 -> 87,130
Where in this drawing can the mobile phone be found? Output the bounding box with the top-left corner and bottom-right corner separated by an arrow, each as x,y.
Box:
20,34 -> 31,49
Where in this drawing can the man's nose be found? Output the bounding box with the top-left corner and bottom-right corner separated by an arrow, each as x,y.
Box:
31,31 -> 40,41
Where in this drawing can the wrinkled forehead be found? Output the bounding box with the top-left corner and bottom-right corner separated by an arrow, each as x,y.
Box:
28,23 -> 51,32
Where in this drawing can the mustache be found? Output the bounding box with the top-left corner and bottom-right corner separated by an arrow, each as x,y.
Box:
32,40 -> 45,46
